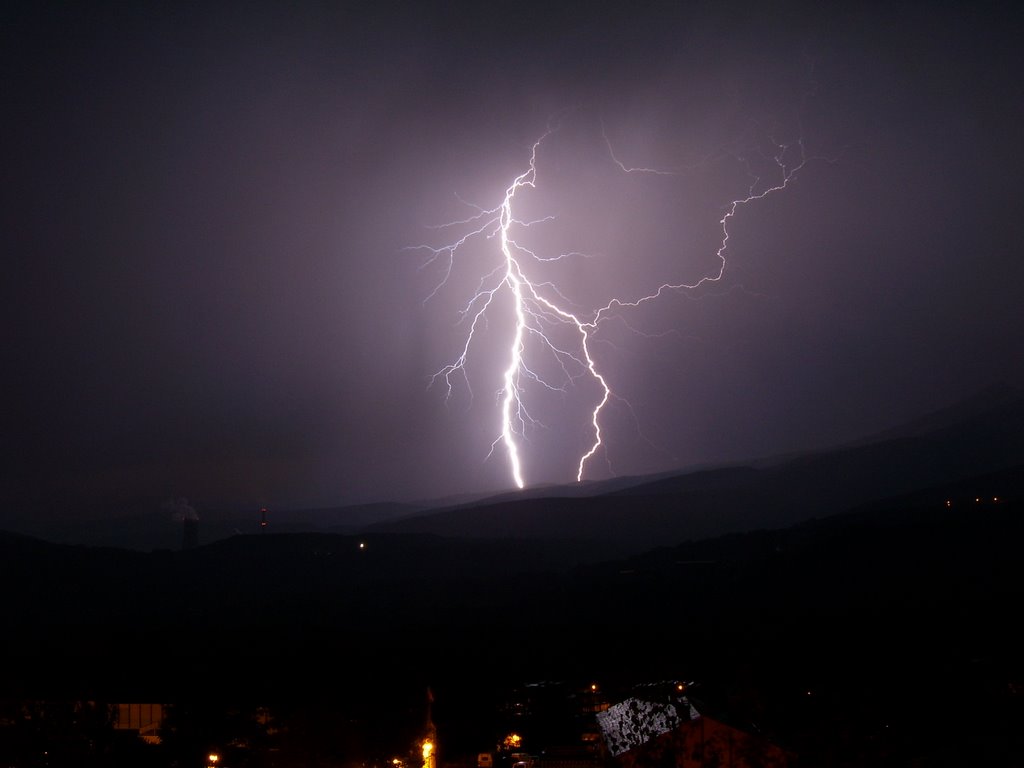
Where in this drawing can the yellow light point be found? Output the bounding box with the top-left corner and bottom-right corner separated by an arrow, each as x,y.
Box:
208,755 -> 220,765
503,734 -> 522,749
422,741 -> 434,760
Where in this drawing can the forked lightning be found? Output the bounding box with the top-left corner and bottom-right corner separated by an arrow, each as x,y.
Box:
414,121 -> 816,490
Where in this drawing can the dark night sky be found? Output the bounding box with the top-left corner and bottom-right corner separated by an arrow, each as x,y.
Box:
3,2 -> 1022,527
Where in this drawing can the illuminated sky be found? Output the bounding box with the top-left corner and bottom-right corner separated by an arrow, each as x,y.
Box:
3,2 -> 1022,524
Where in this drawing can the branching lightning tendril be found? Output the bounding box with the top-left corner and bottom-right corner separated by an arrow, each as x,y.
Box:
413,119 -> 819,491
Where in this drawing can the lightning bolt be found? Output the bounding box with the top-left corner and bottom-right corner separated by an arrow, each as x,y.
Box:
414,118 -> 822,491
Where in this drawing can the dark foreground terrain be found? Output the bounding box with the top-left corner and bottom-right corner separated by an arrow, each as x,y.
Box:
3,461 -> 1023,765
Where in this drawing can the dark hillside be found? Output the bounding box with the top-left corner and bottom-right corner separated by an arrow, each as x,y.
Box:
371,391 -> 1024,553
3,466 -> 1021,692
3,469 -> 1023,761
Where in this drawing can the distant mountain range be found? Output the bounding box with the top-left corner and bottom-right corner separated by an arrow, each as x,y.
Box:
3,389 -> 1021,761
367,385 -> 1024,554
2,438 -> 1021,714
13,385 -> 1024,553
4,393 -> 1019,765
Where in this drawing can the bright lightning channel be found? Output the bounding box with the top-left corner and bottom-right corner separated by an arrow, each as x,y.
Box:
414,123 -> 814,491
